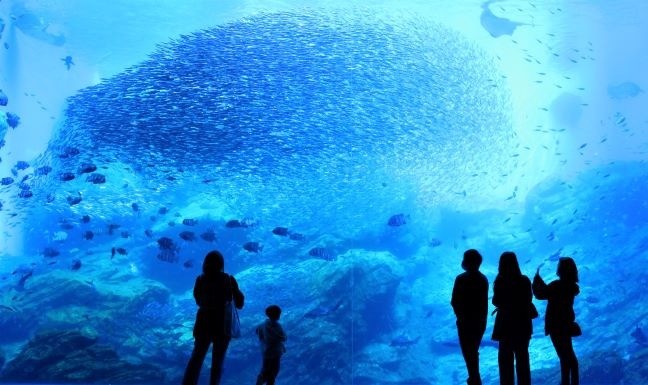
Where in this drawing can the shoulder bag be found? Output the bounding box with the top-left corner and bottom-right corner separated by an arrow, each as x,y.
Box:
224,275 -> 241,338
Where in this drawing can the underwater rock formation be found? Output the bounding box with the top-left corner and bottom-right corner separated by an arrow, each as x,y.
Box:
228,248 -> 405,384
0,330 -> 164,383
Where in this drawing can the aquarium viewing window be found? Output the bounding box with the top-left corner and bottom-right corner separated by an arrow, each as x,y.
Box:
0,0 -> 646,384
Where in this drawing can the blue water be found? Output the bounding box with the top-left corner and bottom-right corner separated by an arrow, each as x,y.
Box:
0,1 -> 647,384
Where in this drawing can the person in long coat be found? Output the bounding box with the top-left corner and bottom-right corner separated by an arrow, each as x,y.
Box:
491,251 -> 534,385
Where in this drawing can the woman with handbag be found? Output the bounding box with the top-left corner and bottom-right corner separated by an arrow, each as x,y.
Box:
533,257 -> 580,385
491,251 -> 534,385
183,250 -> 245,385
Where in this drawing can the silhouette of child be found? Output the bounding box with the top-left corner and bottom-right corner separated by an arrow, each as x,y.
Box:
255,305 -> 287,385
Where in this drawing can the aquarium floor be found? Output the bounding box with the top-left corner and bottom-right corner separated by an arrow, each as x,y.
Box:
1,382 -> 645,385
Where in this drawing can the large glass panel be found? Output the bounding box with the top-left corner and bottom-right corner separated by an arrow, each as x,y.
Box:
0,1 -> 646,384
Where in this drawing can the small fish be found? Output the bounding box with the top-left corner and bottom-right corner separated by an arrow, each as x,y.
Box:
61,55 -> 74,70
158,207 -> 169,215
82,230 -> 94,240
308,247 -> 335,261
115,247 -> 128,255
1,177 -> 14,185
225,219 -> 242,228
6,113 -> 20,128
131,203 -> 140,212
144,229 -> 154,238
19,189 -> 33,198
272,227 -> 289,236
243,241 -> 263,253
120,231 -> 130,238
579,143 -> 587,149
35,166 -> 53,176
59,172 -> 76,181
387,213 -> 408,227
547,232 -> 556,241
70,259 -> 82,271
429,238 -> 442,247
200,230 -> 217,242
182,218 -> 198,226
179,231 -> 196,241
78,163 -> 97,174
0,89 -> 7,106
81,215 -> 91,223
86,173 -> 106,184
157,236 -> 176,250
14,161 -> 29,171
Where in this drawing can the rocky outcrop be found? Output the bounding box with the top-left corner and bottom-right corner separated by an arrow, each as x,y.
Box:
0,330 -> 165,383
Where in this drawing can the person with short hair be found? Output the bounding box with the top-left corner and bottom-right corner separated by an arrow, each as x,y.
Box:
255,304 -> 287,385
451,249 -> 489,385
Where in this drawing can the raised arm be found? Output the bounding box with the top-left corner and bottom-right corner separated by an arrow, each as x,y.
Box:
532,269 -> 549,300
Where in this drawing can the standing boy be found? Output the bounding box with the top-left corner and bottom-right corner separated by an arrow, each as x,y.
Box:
256,305 -> 287,385
451,249 -> 489,385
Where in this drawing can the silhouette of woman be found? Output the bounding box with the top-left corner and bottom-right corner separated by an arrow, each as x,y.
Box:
451,249 -> 489,385
182,250 -> 244,385
491,251 -> 533,385
533,257 -> 580,385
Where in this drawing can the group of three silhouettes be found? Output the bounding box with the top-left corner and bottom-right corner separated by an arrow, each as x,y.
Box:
452,249 -> 581,385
